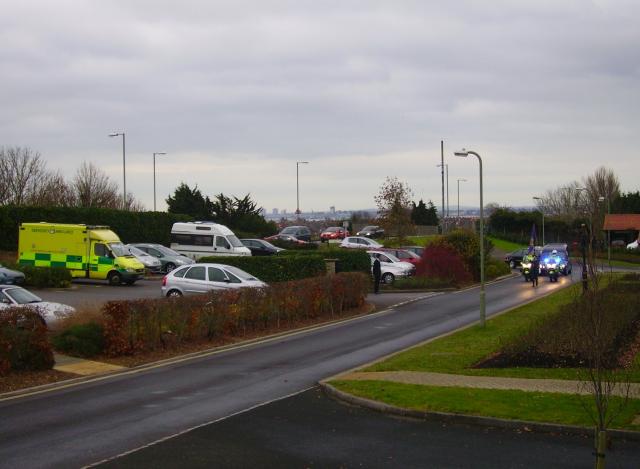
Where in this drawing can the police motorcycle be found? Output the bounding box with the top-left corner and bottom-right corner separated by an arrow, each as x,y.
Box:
520,253 -> 534,282
543,250 -> 562,282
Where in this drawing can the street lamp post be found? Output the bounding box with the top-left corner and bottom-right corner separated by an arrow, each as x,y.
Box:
576,188 -> 590,291
296,161 -> 309,218
108,132 -> 126,209
454,148 -> 485,327
153,152 -> 167,212
457,178 -> 466,219
598,196 -> 611,268
437,163 -> 449,218
533,196 -> 545,245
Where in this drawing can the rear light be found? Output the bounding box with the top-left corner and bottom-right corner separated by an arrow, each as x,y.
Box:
162,275 -> 167,286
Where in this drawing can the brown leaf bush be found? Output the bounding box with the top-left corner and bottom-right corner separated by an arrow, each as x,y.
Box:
103,273 -> 368,356
0,307 -> 54,375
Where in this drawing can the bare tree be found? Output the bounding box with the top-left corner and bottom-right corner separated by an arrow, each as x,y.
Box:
537,181 -> 584,218
582,167 -> 621,238
374,176 -> 415,239
72,162 -> 120,208
573,242 -> 635,469
0,146 -> 49,205
27,171 -> 76,207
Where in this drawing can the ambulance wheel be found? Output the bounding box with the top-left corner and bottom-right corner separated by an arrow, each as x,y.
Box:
108,271 -> 123,286
382,273 -> 395,284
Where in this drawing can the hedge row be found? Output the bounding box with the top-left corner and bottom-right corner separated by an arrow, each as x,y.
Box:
279,248 -> 371,274
13,265 -> 72,288
103,272 -> 368,356
198,255 -> 326,282
0,205 -> 192,251
0,307 -> 54,375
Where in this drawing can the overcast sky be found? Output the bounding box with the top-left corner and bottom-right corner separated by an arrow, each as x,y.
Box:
2,0 -> 638,213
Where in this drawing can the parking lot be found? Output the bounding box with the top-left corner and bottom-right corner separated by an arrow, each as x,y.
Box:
34,278 -> 163,309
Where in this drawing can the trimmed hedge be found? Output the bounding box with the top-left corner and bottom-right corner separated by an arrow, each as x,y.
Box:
52,322 -> 105,358
279,248 -> 371,274
13,265 -> 72,288
0,205 -> 192,251
102,272 -> 368,356
198,255 -> 326,283
0,307 -> 54,375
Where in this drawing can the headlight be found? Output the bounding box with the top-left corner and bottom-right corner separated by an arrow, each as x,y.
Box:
522,262 -> 531,268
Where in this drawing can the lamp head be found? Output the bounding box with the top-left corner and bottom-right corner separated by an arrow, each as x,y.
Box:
297,161 -> 309,165
155,152 -> 167,156
454,149 -> 469,157
108,133 -> 120,137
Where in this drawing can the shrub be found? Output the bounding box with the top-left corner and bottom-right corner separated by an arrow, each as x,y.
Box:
444,229 -> 494,280
102,272 -> 368,356
198,255 -> 326,283
485,258 -> 511,280
0,307 -> 54,375
279,248 -> 371,274
14,265 -> 72,288
415,241 -> 472,287
269,239 -> 319,250
483,276 -> 640,368
52,322 -> 105,358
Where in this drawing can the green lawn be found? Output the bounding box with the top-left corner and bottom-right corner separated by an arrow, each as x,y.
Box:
382,235 -> 438,248
364,281 -> 640,382
487,236 -> 526,253
331,380 -> 640,431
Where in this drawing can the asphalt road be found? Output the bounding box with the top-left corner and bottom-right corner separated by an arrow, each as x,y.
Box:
1,272 -> 580,468
101,387 -> 640,469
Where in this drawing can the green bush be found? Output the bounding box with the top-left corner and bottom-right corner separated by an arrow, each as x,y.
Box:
279,248 -> 371,274
485,258 -> 511,280
52,322 -> 105,358
269,239 -> 319,250
444,229 -> 494,280
0,307 -> 54,375
198,255 -> 326,282
15,265 -> 72,288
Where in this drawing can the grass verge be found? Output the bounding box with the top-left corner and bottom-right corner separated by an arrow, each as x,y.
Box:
487,236 -> 525,253
364,281 -> 640,382
330,380 -> 640,431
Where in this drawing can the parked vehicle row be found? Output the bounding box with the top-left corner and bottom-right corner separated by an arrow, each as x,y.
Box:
0,285 -> 75,326
0,264 -> 25,285
161,263 -> 267,297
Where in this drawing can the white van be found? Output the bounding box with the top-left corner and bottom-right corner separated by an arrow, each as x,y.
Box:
170,222 -> 251,260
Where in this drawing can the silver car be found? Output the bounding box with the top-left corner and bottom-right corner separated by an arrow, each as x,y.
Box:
126,245 -> 162,273
161,263 -> 267,297
0,286 -> 75,326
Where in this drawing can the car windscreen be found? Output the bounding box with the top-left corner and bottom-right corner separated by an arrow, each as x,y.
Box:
280,227 -> 298,235
223,265 -> 258,281
324,227 -> 340,232
155,245 -> 182,257
226,235 -> 244,248
127,245 -> 151,257
5,288 -> 41,304
109,243 -> 131,257
362,226 -> 377,231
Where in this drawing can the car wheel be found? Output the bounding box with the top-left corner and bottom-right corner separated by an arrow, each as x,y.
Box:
509,260 -> 515,269
165,263 -> 176,273
382,273 -> 395,284
108,271 -> 122,286
166,289 -> 182,298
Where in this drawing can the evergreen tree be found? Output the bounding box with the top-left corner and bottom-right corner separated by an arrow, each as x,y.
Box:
411,199 -> 430,225
425,200 -> 439,225
165,183 -> 212,219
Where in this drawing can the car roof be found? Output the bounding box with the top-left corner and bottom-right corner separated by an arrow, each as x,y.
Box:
174,263 -> 238,270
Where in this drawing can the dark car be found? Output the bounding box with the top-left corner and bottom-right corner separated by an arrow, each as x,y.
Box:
356,225 -> 385,238
320,226 -> 349,242
504,248 -> 529,269
264,233 -> 309,245
241,239 -> 284,256
0,264 -> 25,285
277,226 -> 312,242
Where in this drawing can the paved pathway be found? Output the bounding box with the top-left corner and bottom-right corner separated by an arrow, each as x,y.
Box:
339,370 -> 640,398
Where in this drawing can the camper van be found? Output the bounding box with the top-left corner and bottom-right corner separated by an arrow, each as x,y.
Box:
170,222 -> 251,260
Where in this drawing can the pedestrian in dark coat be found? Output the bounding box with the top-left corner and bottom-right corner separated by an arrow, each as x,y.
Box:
373,258 -> 382,294
530,255 -> 540,287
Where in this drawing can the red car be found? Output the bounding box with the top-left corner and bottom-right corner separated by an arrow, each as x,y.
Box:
378,248 -> 422,266
320,226 -> 349,242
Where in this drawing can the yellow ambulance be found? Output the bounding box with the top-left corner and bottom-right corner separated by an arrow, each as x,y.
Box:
18,223 -> 145,285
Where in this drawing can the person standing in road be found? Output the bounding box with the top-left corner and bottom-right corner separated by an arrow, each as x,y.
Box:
373,257 -> 382,294
531,255 -> 540,287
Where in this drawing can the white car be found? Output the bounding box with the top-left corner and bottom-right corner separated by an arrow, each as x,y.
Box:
367,251 -> 415,284
0,286 -> 75,326
161,263 -> 267,297
340,236 -> 383,249
126,245 -> 162,273
627,240 -> 639,250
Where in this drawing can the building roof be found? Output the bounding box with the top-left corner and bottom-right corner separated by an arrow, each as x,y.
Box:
603,214 -> 640,231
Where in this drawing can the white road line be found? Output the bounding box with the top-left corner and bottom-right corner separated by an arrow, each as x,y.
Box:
83,386 -> 316,468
